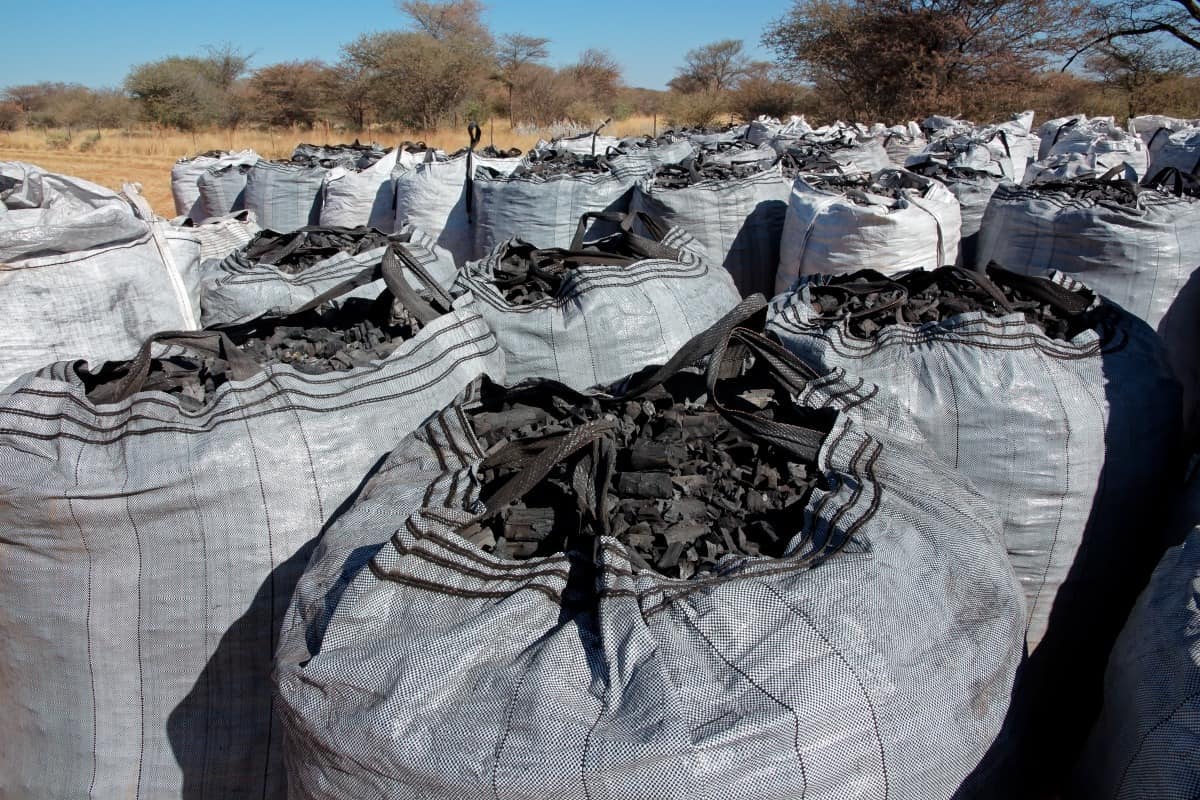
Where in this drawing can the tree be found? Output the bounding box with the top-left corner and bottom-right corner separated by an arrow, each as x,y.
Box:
1068,0 -> 1199,64
560,49 -> 622,120
669,40 -> 750,95
1086,38 -> 1200,116
340,30 -> 492,130
200,44 -> 252,90
3,83 -> 69,114
764,0 -> 1087,120
328,59 -> 375,130
495,33 -> 550,125
728,62 -> 808,120
248,60 -> 335,127
124,49 -> 251,130
398,0 -> 492,45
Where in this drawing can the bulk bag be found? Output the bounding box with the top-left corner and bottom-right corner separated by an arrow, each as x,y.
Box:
907,157 -> 1003,268
1046,119 -> 1149,180
451,211 -> 740,390
630,159 -> 790,297
182,209 -> 262,265
0,159 -> 146,259
318,148 -> 400,231
201,223 -> 454,325
1151,127 -> 1200,176
883,122 -> 928,166
0,253 -> 504,799
393,135 -> 523,265
276,306 -> 1025,800
0,180 -> 201,389
243,160 -> 328,233
775,168 -> 961,293
171,149 -> 258,220
767,265 -> 1183,791
196,160 -> 256,221
471,150 -> 652,255
1075,473 -> 1200,799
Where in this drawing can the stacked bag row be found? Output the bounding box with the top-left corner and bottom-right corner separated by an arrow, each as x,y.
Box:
5,100 -> 1200,798
0,153 -> 746,796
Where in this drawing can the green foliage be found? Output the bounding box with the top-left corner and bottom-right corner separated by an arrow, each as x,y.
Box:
123,48 -> 250,129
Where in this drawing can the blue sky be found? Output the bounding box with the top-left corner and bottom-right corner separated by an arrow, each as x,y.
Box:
0,0 -> 788,90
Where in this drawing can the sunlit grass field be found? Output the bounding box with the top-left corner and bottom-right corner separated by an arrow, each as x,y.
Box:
0,116 -> 661,215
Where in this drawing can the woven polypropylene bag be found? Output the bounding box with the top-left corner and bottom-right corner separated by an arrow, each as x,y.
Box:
275,325 -> 1024,800
1047,122 -> 1149,180
1075,474 -> 1200,800
0,295 -> 504,799
196,160 -> 258,221
470,153 -> 654,256
171,150 -> 258,220
629,162 -> 790,297
450,220 -> 740,390
200,224 -> 454,325
766,267 -> 1183,790
318,150 -> 400,231
775,169 -> 961,294
1151,128 -> 1200,176
977,179 -> 1200,437
243,161 -> 328,233
0,160 -> 146,260
0,179 -> 202,390
767,267 -> 1180,650
393,151 -> 523,265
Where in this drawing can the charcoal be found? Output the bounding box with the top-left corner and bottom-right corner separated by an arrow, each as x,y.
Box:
486,230 -> 652,306
500,507 -> 557,542
657,541 -> 686,570
1029,176 -> 1144,206
664,522 -> 706,545
807,266 -> 1105,342
666,124 -> 743,138
627,442 -> 682,471
292,141 -> 390,170
82,295 -> 424,411
617,472 -> 673,499
464,363 -> 826,580
499,151 -> 615,179
241,226 -> 396,273
650,158 -> 771,189
802,173 -> 908,202
477,145 -> 522,158
907,159 -> 999,183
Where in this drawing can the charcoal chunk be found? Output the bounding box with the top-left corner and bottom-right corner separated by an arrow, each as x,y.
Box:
616,472 -> 673,499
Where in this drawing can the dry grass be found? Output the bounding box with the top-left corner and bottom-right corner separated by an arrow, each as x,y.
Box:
0,116 -> 661,216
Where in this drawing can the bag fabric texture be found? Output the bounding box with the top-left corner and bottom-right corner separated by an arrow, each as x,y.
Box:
171,150 -> 259,220
977,177 -> 1200,437
196,160 -> 257,221
318,150 -> 400,231
0,176 -> 201,389
0,292 -> 504,799
1,160 -> 146,260
200,224 -> 454,326
766,267 -> 1183,791
1075,472 -> 1200,800
775,169 -> 962,293
451,214 -> 740,390
629,161 -> 791,297
275,316 -> 1025,800
470,154 -> 652,255
393,150 -> 523,265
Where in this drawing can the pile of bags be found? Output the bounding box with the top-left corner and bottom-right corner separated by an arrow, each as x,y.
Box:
2,102 -> 1199,799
